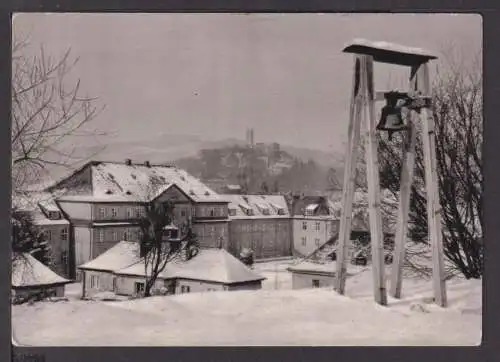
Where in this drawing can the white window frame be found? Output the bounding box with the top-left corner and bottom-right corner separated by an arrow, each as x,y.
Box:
135,282 -> 145,295
45,230 -> 52,241
61,228 -> 68,241
126,208 -> 133,219
99,207 -> 106,219
98,229 -> 105,242
315,222 -> 321,231
315,238 -> 321,246
301,236 -> 307,246
302,221 -> 307,230
136,207 -> 145,218
111,207 -> 117,218
112,230 -> 118,241
90,275 -> 100,289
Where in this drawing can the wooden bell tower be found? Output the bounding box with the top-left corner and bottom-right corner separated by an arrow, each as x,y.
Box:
334,39 -> 447,308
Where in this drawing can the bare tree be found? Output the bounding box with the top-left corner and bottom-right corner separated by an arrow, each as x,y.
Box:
137,180 -> 199,297
375,51 -> 482,279
11,36 -> 105,192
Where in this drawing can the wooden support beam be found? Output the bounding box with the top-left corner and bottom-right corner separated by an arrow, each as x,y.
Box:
390,112 -> 417,298
362,55 -> 387,306
335,56 -> 364,295
418,63 -> 447,307
390,65 -> 420,299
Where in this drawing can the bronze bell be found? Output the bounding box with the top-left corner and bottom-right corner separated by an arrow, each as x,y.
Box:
376,91 -> 408,141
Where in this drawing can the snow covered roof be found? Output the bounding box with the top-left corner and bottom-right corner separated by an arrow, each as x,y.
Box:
12,253 -> 71,288
12,191 -> 69,226
29,211 -> 70,226
78,241 -> 140,272
306,204 -> 320,212
223,194 -> 290,219
116,248 -> 265,285
51,161 -> 225,204
287,260 -> 367,276
12,191 -> 61,212
343,38 -> 437,66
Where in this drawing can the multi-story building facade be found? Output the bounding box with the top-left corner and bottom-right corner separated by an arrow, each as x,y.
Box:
12,192 -> 71,279
224,194 -> 292,259
290,195 -> 339,257
47,160 -> 230,278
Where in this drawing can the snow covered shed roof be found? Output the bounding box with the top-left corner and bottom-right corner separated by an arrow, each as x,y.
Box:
116,248 -> 266,285
12,253 -> 71,288
49,161 -> 225,204
223,194 -> 289,219
78,241 -> 140,272
287,260 -> 367,277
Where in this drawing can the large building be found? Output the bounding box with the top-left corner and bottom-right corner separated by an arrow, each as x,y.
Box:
290,195 -> 339,257
223,194 -> 292,259
12,192 -> 71,279
46,160 -> 230,278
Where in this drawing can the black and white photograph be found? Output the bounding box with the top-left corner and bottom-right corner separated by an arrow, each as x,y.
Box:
10,13 -> 482,346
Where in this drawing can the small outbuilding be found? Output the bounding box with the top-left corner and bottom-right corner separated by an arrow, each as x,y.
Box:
287,260 -> 367,290
12,253 -> 72,303
78,241 -> 266,298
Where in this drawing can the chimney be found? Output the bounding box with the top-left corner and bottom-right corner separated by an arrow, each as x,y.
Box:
144,161 -> 151,167
125,158 -> 132,166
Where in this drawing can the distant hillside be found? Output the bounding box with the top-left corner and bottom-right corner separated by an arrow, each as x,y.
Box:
174,143 -> 343,195
28,133 -> 345,194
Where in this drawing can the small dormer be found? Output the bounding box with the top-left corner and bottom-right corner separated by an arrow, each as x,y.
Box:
257,204 -> 270,215
305,204 -> 319,216
229,208 -> 237,216
277,208 -> 286,216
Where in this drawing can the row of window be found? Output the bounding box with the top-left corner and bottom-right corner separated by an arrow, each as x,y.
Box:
235,223 -> 288,233
197,206 -> 227,218
43,228 -> 68,242
98,206 -> 145,220
300,237 -> 322,247
97,228 -> 141,242
96,205 -> 225,220
196,225 -> 225,237
301,221 -> 336,232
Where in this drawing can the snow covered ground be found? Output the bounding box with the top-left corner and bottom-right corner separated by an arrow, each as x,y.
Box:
12,261 -> 481,346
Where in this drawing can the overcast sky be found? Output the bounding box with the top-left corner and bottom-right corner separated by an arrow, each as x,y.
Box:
12,13 -> 481,153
